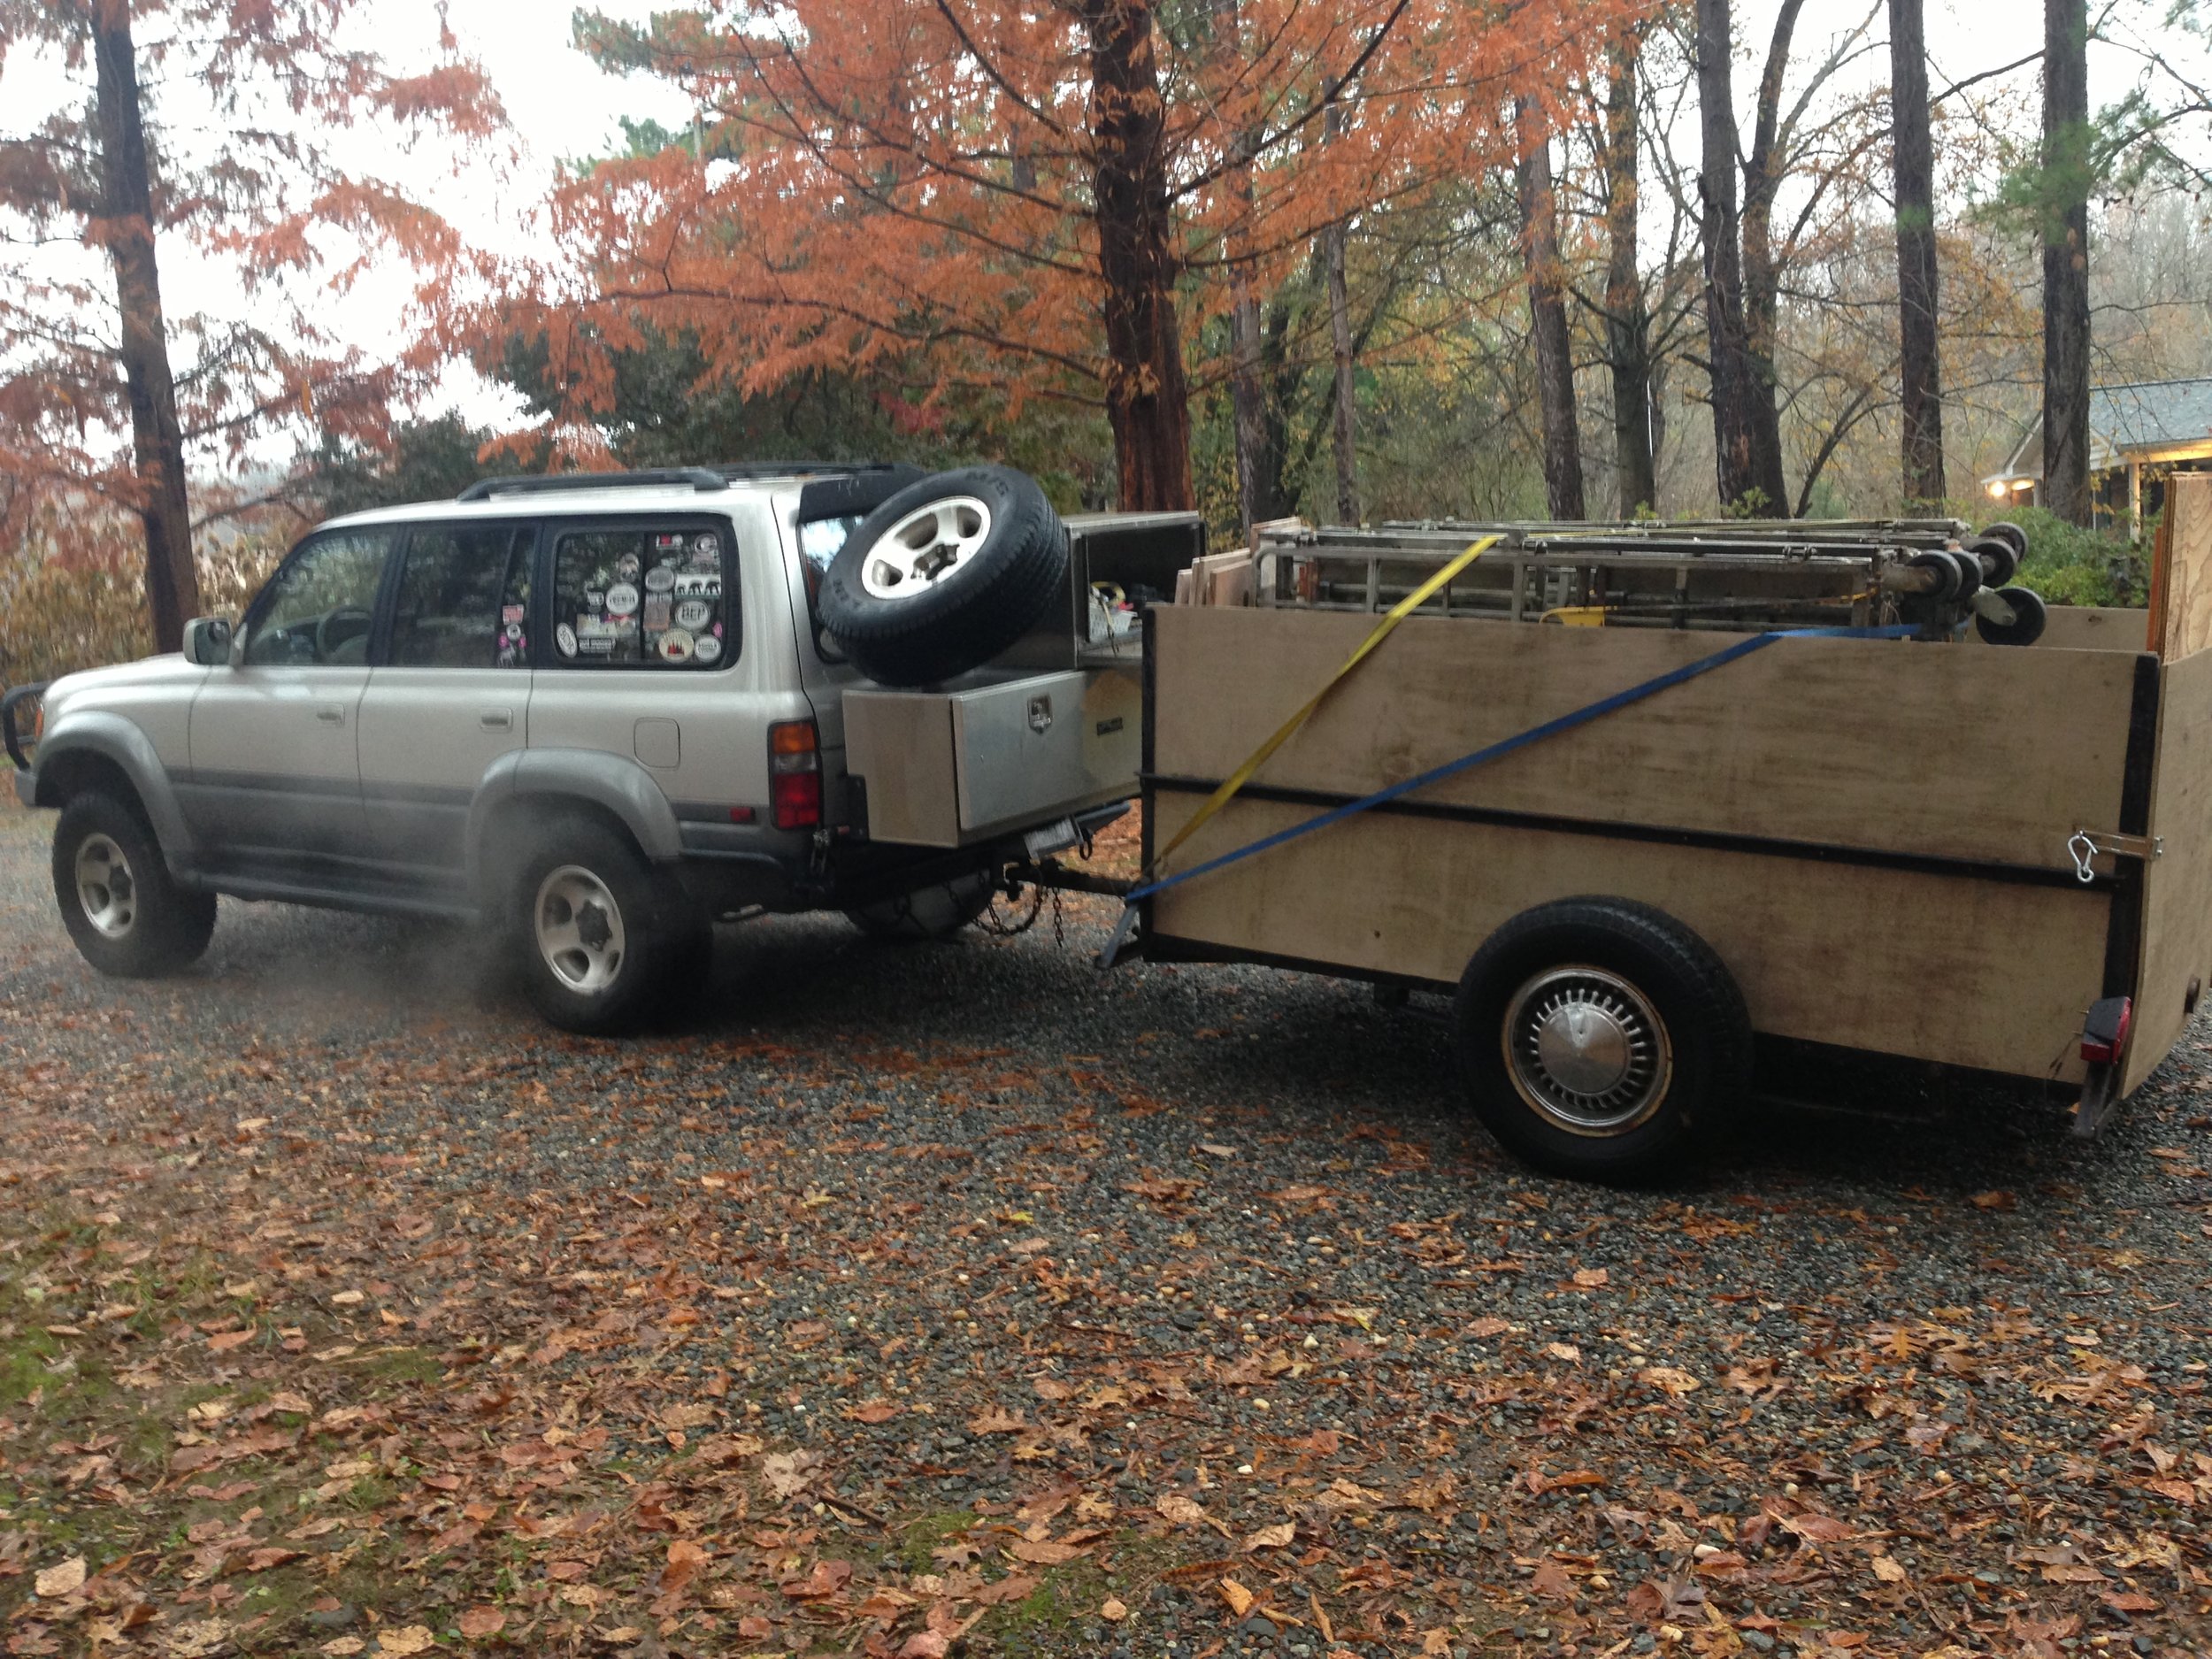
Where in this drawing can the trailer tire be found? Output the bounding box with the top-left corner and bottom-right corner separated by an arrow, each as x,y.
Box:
1452,898 -> 1750,1182
818,466 -> 1069,687
1968,535 -> 2020,589
1978,520 -> 2028,560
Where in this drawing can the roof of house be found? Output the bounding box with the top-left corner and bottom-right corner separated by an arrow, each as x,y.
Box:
1997,377 -> 2212,479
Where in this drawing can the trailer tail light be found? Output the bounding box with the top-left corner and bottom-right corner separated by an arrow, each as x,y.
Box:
2080,995 -> 2131,1066
769,719 -> 822,830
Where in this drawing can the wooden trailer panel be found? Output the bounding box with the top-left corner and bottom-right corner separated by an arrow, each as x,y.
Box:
2129,646 -> 2212,1093
1151,608 -> 2141,874
1148,791 -> 2108,1079
1147,607 -> 2152,1083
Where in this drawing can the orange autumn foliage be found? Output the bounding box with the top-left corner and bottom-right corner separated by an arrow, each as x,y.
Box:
480,0 -> 1640,510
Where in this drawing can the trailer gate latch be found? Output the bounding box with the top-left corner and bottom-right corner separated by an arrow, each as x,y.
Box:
2067,828 -> 2162,884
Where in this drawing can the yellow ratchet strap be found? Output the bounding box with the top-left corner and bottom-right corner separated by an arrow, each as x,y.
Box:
1145,535 -> 1498,878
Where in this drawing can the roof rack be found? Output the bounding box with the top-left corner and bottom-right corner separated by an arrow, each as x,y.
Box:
715,459 -> 911,481
456,467 -> 730,502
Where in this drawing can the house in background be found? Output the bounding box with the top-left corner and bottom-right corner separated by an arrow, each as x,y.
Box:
1985,377 -> 2212,538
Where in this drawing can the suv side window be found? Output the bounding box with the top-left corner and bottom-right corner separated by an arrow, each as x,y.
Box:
550,523 -> 733,668
244,527 -> 396,666
388,524 -> 534,668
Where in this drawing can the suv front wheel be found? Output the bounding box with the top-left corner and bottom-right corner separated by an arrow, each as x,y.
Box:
52,792 -> 218,978
510,817 -> 678,1035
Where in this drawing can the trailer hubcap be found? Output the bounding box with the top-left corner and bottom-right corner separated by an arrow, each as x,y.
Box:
1503,966 -> 1671,1135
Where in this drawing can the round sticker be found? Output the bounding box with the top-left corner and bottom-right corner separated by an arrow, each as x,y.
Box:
503,621 -> 523,642
556,623 -> 578,657
644,565 -> 677,594
615,554 -> 641,580
585,588 -> 606,610
657,628 -> 695,663
604,582 -> 640,618
692,634 -> 722,664
674,598 -> 711,631
693,533 -> 720,557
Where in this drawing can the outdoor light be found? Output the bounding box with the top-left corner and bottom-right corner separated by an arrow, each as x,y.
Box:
1987,480 -> 2008,499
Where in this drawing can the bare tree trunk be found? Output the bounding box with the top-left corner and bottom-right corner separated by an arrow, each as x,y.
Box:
1736,0 -> 1801,517
1890,0 -> 1946,510
1600,36 -> 1657,518
1324,216 -> 1360,524
1694,0 -> 1773,515
1213,0 -> 1267,546
1084,0 -> 1194,512
1516,99 -> 1586,521
91,0 -> 200,651
2041,0 -> 2092,525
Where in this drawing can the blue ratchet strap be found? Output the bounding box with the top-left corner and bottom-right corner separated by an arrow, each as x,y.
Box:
1097,624 -> 1919,969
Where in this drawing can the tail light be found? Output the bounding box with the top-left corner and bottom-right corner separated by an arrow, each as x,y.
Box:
2080,995 -> 2131,1065
769,719 -> 822,830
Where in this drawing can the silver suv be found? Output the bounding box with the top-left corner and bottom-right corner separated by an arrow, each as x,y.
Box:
8,464 -> 1183,1033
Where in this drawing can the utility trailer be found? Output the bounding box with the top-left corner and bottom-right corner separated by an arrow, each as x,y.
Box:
1127,499 -> 2212,1179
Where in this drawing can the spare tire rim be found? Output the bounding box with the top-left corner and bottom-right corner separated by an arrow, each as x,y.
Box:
860,496 -> 994,600
1502,965 -> 1672,1136
534,865 -> 626,995
74,833 -> 138,940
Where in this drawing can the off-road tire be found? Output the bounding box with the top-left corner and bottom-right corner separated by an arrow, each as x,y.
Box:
510,816 -> 675,1036
818,465 -> 1068,687
845,872 -> 995,941
1452,898 -> 1750,1183
51,792 -> 216,978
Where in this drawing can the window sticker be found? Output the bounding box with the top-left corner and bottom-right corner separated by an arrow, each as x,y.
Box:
557,623 -> 578,657
554,527 -> 731,668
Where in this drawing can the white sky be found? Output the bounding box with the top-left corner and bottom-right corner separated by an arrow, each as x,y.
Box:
2,0 -> 2197,442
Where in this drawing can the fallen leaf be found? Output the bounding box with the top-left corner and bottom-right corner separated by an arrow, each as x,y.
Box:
1100,1598 -> 1129,1622
1220,1577 -> 1257,1617
457,1606 -> 506,1639
1639,1365 -> 1701,1396
662,1402 -> 716,1431
1528,1469 -> 1606,1495
969,1407 -> 1027,1434
243,1547 -> 304,1571
1466,1317 -> 1512,1338
1198,1142 -> 1239,1157
207,1326 -> 257,1352
1571,1267 -> 1609,1288
849,1400 -> 900,1424
1871,1555 -> 1908,1583
2101,1590 -> 2160,1613
759,1448 -> 819,1498
377,1629 -> 437,1657
319,1642 -> 365,1658
1544,1342 -> 1581,1362
331,1289 -> 367,1306
898,1634 -> 950,1659
661,1538 -> 708,1594
1010,1538 -> 1088,1564
1243,1522 -> 1295,1551
1970,1190 -> 2017,1210
971,1573 -> 1041,1606
35,1556 -> 87,1598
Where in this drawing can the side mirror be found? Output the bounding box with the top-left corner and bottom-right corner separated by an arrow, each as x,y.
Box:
183,617 -> 234,667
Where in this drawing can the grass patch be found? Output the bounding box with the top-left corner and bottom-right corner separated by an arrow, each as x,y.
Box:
895,1509 -> 980,1576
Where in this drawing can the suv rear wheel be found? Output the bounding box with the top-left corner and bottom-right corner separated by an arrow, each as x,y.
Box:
511,817 -> 674,1035
52,792 -> 217,978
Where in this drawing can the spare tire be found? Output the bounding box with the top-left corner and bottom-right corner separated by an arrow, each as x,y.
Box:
818,465 -> 1068,687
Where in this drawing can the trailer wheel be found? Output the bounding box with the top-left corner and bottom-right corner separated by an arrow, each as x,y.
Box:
1452,899 -> 1750,1182
1968,535 -> 2020,589
818,465 -> 1069,687
1978,520 -> 2029,560
1973,585 -> 2048,648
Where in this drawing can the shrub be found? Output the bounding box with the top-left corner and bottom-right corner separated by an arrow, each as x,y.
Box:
2007,506 -> 2145,607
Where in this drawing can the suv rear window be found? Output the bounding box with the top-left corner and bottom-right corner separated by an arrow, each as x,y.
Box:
551,524 -> 733,668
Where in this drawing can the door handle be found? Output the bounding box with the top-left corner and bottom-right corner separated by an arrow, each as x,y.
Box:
480,710 -> 513,731
315,705 -> 345,726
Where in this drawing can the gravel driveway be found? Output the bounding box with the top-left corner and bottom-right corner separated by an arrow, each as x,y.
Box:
0,793 -> 2207,1659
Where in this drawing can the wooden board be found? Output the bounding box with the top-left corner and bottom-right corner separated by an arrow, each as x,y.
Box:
2127,645 -> 2212,1092
1959,604 -> 2147,651
1153,607 -> 2142,874
1148,789 -> 2107,1079
2154,474 -> 2212,659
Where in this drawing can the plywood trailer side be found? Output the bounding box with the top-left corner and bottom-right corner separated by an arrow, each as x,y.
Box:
1142,606 -> 2154,1087
2128,646 -> 2212,1093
